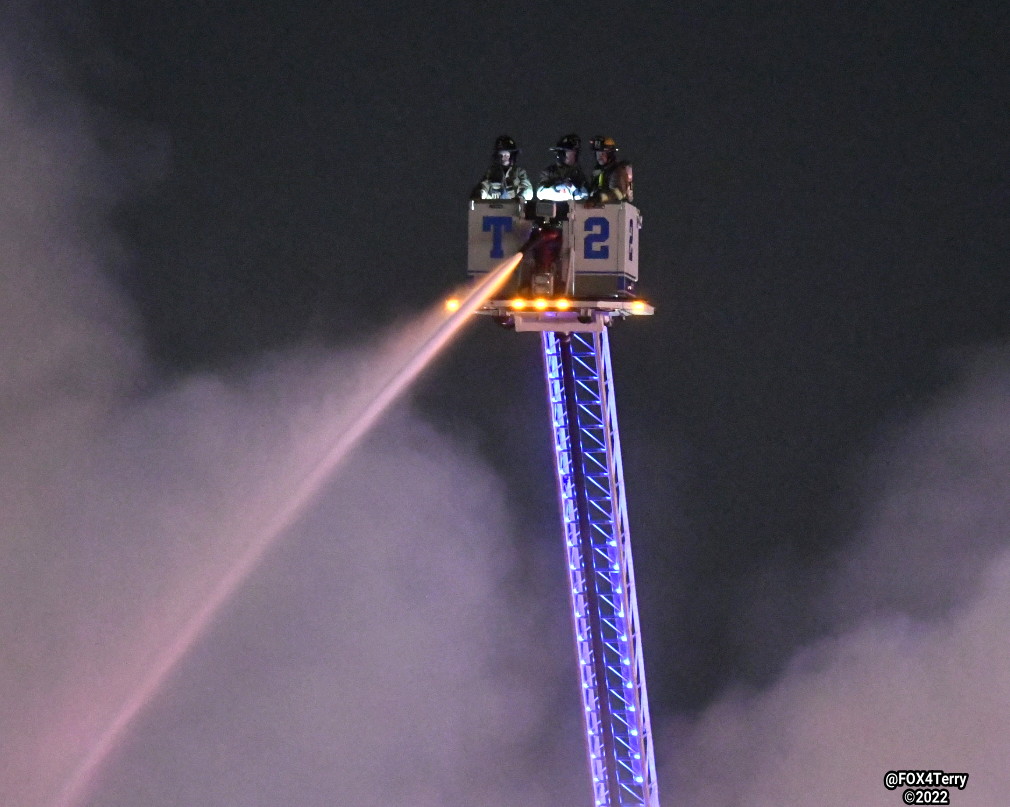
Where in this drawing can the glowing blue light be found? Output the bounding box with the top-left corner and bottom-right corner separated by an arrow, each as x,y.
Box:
542,331 -> 658,807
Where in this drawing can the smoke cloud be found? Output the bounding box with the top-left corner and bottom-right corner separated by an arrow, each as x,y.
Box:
0,22 -> 583,807
663,355 -> 1010,806
11,8 -> 1007,807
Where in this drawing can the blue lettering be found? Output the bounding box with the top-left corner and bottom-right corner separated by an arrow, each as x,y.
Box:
584,217 -> 610,259
483,216 -> 513,259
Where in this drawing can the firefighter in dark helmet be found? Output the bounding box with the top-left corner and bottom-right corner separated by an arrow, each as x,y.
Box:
473,135 -> 533,201
536,133 -> 589,201
588,135 -> 633,203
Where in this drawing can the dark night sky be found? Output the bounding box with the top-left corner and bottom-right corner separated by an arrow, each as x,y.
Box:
52,0 -> 1008,715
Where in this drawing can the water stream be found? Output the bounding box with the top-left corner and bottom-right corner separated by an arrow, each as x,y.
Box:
53,254 -> 522,807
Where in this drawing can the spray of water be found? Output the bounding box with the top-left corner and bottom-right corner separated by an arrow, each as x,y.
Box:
52,254 -> 522,807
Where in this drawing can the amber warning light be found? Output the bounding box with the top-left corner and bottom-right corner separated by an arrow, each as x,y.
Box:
445,295 -> 654,316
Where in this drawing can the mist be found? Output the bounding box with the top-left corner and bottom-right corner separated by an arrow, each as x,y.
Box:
663,354 -> 1010,806
0,26 -> 584,807
6,7 -> 1008,807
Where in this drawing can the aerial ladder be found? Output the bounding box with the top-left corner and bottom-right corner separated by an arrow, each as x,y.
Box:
466,198 -> 660,807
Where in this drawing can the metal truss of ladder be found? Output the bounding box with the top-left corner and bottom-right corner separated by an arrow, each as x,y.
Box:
542,329 -> 660,807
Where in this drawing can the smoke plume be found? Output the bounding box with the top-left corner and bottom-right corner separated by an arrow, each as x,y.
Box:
0,22 -> 583,807
664,354 -> 1010,806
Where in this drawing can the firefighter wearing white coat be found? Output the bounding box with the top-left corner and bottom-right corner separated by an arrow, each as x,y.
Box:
537,133 -> 589,202
473,135 -> 533,201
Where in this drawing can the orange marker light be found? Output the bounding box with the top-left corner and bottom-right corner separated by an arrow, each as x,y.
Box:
445,298 -> 461,312
533,297 -> 549,310
511,298 -> 528,310
556,298 -> 571,310
631,300 -> 647,313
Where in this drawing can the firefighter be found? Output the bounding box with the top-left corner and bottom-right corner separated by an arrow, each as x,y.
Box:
588,135 -> 633,203
536,133 -> 589,201
473,135 -> 533,201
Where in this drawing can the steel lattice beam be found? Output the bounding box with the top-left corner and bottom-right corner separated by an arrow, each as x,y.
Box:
542,329 -> 660,807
